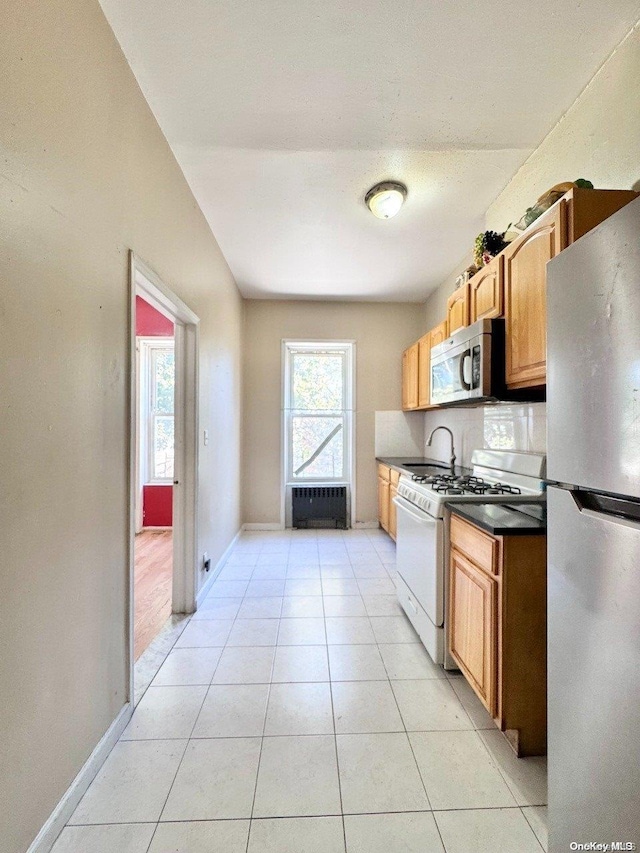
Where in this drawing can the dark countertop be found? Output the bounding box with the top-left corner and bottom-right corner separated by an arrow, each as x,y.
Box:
447,502 -> 547,536
376,456 -> 470,478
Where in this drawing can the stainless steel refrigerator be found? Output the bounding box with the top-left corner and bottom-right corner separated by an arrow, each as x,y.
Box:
547,196 -> 640,852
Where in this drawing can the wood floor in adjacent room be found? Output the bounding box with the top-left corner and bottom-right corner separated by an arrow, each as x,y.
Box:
134,530 -> 173,661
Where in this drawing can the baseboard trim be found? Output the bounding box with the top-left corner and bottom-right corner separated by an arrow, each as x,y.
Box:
242,522 -> 285,531
140,525 -> 172,532
27,703 -> 133,853
196,528 -> 242,606
354,521 -> 381,529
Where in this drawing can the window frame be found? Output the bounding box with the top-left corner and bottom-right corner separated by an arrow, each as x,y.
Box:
282,341 -> 355,486
138,337 -> 175,485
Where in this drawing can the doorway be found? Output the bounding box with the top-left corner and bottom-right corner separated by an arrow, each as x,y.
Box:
128,253 -> 199,700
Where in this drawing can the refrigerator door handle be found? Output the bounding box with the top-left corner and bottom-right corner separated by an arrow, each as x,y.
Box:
571,488 -> 640,527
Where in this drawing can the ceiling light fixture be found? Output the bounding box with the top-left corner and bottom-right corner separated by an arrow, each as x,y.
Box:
365,181 -> 407,219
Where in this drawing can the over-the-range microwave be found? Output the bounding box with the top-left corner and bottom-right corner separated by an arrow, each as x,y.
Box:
430,318 -> 546,406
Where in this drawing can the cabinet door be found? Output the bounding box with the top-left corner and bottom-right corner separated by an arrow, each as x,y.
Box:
449,549 -> 498,715
430,320 -> 448,348
402,343 -> 419,410
417,333 -> 432,409
447,283 -> 470,334
388,484 -> 398,540
470,256 -> 503,322
504,202 -> 566,388
377,476 -> 390,531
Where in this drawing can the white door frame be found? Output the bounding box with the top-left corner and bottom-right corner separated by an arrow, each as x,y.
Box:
127,252 -> 199,701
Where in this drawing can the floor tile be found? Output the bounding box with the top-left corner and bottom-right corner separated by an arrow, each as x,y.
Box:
435,807 -> 542,853
253,735 -> 341,818
332,681 -> 404,733
192,684 -> 270,737
265,682 -> 334,735
286,564 -> 321,578
252,565 -> 288,579
378,643 -> 445,679
210,580 -> 249,597
370,616 -> 419,644
277,617 -> 326,645
52,824 -> 156,853
391,680 -> 474,731
225,554 -> 258,566
148,820 -> 250,853
175,619 -> 233,647
153,648 -> 222,686
322,578 -> 361,596
325,617 -> 375,645
344,812 -> 444,853
161,738 -> 261,820
285,578 -> 323,596
245,579 -> 286,597
192,597 -> 242,620
409,730 -> 517,810
448,675 -> 496,728
122,686 -> 207,740
328,645 -> 387,681
248,816 -> 345,852
320,565 -> 355,579
337,732 -> 429,814
479,729 -> 548,805
238,597 -> 284,619
356,578 -> 396,596
70,740 -> 186,824
217,564 -> 255,581
362,595 -> 403,617
227,618 -> 280,646
522,805 -> 548,850
212,646 -> 275,683
281,596 -> 325,618
323,596 -> 367,617
272,645 -> 330,682
351,564 -> 389,579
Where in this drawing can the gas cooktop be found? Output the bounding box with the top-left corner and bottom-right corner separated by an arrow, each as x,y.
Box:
411,472 -> 523,496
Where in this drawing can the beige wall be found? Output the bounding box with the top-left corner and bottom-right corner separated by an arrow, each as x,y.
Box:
242,301 -> 424,525
0,1 -> 243,851
424,21 -> 640,329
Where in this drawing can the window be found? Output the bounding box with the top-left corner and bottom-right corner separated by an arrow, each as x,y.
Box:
284,342 -> 354,483
139,339 -> 175,483
149,346 -> 175,480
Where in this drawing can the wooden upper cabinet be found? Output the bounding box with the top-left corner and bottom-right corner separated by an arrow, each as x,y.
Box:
402,342 -> 419,410
417,332 -> 432,409
470,255 -> 503,322
430,320 -> 448,348
449,548 -> 498,715
504,201 -> 567,389
447,282 -> 470,334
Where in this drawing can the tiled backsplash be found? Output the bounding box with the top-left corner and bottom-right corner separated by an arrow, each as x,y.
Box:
423,402 -> 547,468
374,411 -> 426,457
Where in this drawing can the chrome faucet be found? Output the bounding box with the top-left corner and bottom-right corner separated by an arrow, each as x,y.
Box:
426,426 -> 457,475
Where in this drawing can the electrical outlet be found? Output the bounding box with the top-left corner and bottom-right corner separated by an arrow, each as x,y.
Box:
203,552 -> 211,572
203,429 -> 209,446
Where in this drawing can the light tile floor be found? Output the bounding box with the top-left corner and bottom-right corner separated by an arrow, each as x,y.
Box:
54,529 -> 547,852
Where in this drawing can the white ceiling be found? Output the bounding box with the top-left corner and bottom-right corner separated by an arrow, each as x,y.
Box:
99,0 -> 640,301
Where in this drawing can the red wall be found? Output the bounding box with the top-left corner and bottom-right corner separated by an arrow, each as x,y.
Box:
143,485 -> 173,527
136,295 -> 174,336
138,296 -> 174,527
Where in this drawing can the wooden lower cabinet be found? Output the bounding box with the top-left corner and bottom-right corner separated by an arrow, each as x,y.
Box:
449,549 -> 498,715
388,483 -> 398,541
378,475 -> 390,532
449,514 -> 547,756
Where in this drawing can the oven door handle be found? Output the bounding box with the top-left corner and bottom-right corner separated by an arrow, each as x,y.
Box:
459,348 -> 471,391
393,495 -> 435,525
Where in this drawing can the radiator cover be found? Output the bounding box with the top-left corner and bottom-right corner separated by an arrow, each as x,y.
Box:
292,486 -> 347,529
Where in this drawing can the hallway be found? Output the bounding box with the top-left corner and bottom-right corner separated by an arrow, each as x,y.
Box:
53,530 -> 547,852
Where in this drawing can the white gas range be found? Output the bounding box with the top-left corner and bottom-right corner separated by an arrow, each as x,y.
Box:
393,449 -> 546,668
